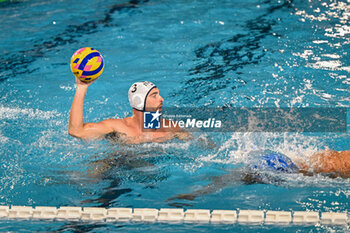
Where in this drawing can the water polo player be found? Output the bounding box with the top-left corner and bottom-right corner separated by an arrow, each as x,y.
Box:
167,150 -> 350,203
68,78 -> 191,143
68,78 -> 349,176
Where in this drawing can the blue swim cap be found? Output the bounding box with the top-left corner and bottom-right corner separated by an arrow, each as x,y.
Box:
249,152 -> 299,173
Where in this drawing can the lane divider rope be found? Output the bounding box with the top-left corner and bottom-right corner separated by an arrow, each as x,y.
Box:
0,206 -> 347,225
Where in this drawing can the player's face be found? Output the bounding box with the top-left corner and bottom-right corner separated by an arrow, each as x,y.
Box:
145,88 -> 163,111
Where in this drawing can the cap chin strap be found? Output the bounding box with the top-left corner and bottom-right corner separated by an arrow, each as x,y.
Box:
142,86 -> 156,112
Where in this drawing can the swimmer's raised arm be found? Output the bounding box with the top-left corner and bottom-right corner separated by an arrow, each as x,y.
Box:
68,77 -> 122,140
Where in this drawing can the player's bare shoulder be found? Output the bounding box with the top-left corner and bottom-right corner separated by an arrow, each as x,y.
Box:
102,118 -> 128,132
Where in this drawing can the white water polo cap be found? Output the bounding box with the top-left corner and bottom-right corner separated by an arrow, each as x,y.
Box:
128,81 -> 157,111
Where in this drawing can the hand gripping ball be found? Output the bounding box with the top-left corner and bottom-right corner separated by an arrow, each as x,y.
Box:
70,47 -> 104,82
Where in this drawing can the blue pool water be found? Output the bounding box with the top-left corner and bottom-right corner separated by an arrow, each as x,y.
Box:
0,0 -> 349,232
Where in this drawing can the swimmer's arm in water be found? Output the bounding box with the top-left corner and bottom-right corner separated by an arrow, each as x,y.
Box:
165,119 -> 218,148
163,119 -> 193,140
68,77 -> 124,140
174,128 -> 193,140
167,170 -> 245,202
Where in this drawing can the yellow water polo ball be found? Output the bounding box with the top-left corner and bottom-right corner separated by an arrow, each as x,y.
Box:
70,47 -> 104,82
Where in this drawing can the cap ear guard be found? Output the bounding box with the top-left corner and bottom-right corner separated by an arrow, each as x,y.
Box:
128,81 -> 156,111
